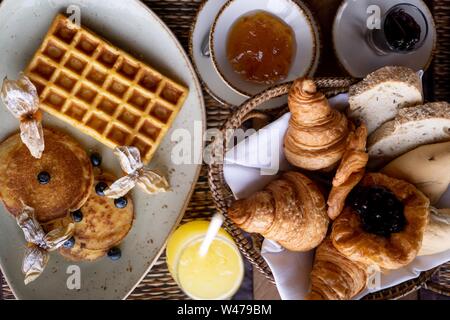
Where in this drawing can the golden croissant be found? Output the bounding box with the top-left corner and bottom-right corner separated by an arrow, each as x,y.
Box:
307,238 -> 368,300
228,172 -> 329,252
284,78 -> 350,171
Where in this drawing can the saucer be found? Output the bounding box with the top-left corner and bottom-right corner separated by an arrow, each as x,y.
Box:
189,0 -> 320,108
333,0 -> 435,78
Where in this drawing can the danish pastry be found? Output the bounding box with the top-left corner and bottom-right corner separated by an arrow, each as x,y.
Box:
331,173 -> 429,270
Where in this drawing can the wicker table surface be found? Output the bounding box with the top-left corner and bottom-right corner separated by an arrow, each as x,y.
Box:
1,0 -> 450,300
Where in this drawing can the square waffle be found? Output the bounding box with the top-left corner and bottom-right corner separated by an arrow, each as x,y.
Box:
24,14 -> 188,164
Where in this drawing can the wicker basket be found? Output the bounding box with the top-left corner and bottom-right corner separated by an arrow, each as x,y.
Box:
207,78 -> 440,300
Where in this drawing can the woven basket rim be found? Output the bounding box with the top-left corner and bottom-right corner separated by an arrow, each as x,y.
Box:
207,77 -> 440,300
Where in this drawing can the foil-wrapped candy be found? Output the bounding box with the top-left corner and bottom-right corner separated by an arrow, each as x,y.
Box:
16,204 -> 74,285
1,74 -> 44,158
104,146 -> 170,199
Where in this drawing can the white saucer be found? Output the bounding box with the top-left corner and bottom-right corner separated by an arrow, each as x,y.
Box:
189,0 -> 320,108
333,0 -> 436,78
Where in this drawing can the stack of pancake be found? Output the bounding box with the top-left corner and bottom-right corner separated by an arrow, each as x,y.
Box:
0,128 -> 134,261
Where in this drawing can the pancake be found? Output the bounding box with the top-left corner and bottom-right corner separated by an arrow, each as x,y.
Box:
0,128 -> 94,222
44,172 -> 134,262
59,242 -> 107,262
73,173 -> 134,251
42,217 -> 107,261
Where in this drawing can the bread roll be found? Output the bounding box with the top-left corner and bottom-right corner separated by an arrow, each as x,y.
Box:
382,141 -> 450,204
419,208 -> 450,256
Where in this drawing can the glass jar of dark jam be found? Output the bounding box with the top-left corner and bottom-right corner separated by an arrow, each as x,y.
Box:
366,3 -> 429,55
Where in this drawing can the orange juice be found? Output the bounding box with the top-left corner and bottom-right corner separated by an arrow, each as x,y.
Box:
166,221 -> 244,300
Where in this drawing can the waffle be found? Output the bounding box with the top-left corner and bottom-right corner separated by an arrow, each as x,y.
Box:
24,14 -> 188,164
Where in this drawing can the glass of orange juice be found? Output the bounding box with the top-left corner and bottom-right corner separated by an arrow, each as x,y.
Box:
166,220 -> 244,300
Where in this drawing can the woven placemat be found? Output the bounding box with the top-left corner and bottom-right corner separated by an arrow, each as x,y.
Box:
2,0 -> 450,299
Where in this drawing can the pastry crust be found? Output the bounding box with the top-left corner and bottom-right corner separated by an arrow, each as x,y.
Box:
331,173 -> 430,270
327,124 -> 368,220
308,238 -> 367,300
228,172 -> 329,252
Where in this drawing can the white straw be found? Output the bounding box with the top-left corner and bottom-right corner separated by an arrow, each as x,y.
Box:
198,213 -> 224,257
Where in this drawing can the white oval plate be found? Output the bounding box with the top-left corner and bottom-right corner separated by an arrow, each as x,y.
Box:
333,0 -> 435,78
0,0 -> 204,299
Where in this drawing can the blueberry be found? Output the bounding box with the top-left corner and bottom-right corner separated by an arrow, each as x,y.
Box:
114,197 -> 128,209
107,247 -> 121,261
95,182 -> 108,196
63,237 -> 75,248
37,171 -> 51,185
71,210 -> 83,222
90,152 -> 102,167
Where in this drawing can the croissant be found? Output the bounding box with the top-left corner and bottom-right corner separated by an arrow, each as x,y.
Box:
284,78 -> 350,171
307,238 -> 367,300
228,172 -> 329,251
327,124 -> 368,220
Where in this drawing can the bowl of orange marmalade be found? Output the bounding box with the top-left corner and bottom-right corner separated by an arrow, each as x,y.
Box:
210,0 -> 320,98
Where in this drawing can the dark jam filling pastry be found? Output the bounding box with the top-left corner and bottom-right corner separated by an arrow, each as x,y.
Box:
348,185 -> 406,237
37,171 -> 51,184
384,8 -> 421,52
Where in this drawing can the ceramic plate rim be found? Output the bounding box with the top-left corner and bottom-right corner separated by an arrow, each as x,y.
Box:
188,0 -> 231,106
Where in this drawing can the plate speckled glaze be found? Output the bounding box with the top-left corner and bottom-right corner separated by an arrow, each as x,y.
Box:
0,0 -> 204,299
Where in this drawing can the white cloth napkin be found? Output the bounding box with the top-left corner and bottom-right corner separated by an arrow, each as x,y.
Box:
223,94 -> 450,300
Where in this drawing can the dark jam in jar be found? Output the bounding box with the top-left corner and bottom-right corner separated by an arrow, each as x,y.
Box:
384,8 -> 421,52
348,185 -> 406,237
226,11 -> 295,84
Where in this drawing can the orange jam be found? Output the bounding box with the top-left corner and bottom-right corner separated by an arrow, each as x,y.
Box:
226,11 -> 295,84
